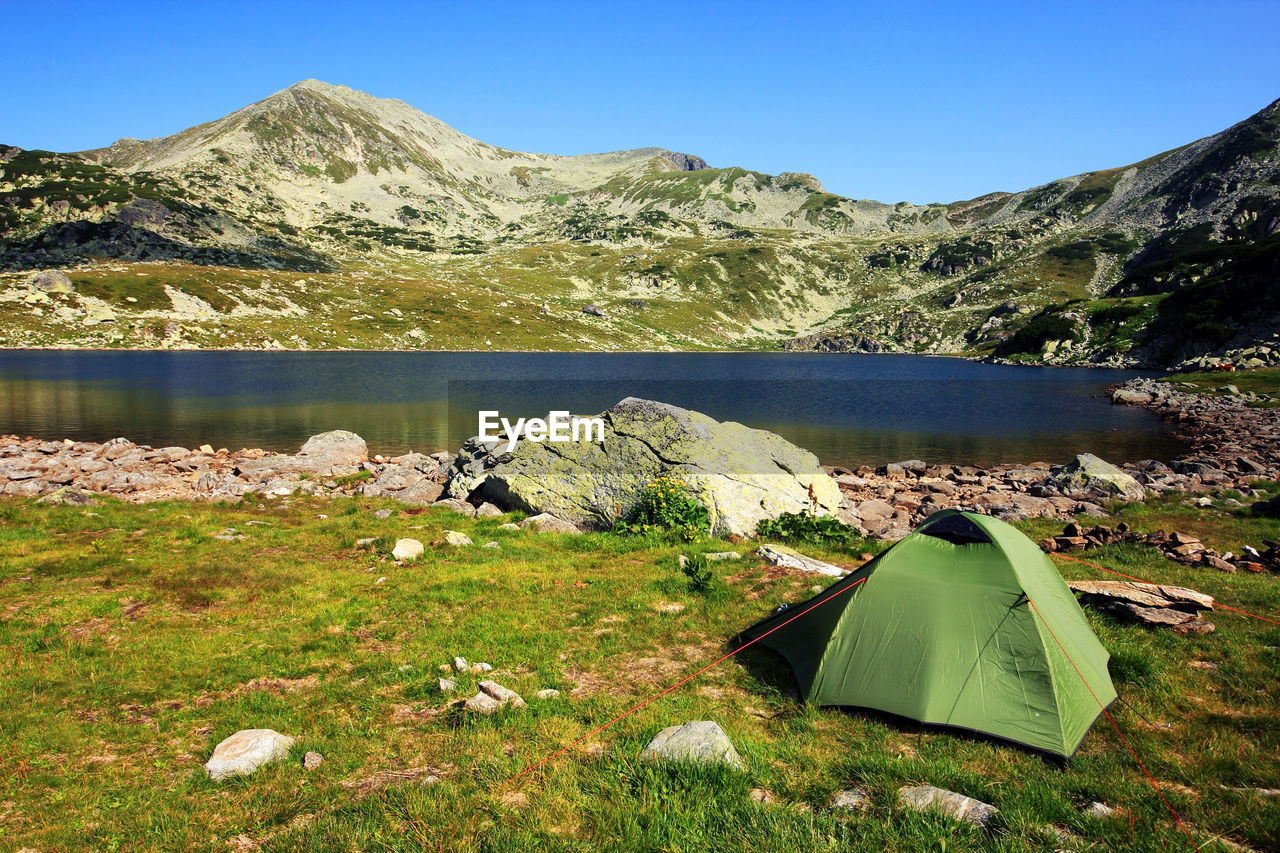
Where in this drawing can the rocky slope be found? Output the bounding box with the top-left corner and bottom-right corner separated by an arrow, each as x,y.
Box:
1,81 -> 1277,364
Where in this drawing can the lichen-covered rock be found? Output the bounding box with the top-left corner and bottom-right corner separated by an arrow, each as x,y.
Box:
897,785 -> 999,827
204,729 -> 296,781
1047,453 -> 1146,502
299,430 -> 367,465
639,720 -> 745,770
31,269 -> 74,293
451,398 -> 843,537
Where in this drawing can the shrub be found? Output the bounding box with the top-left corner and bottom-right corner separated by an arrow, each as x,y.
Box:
755,511 -> 853,546
680,552 -> 714,593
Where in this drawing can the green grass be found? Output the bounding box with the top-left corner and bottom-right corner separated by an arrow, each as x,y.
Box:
0,493 -> 1277,850
1166,366 -> 1280,397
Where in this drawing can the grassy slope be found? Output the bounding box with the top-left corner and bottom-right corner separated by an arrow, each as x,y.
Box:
0,492 -> 1277,851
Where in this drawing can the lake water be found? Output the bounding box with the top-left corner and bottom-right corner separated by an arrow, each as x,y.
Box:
0,351 -> 1184,468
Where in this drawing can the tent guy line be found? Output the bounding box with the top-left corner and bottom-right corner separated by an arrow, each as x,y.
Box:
1029,598 -> 1203,851
504,576 -> 870,786
1051,552 -> 1280,626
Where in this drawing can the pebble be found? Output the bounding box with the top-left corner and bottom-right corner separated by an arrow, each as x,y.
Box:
534,689 -> 561,700
374,509 -> 394,519
302,751 -> 324,770
439,678 -> 456,692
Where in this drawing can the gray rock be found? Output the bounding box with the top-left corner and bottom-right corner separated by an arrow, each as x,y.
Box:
453,656 -> 468,671
204,729 -> 296,782
830,788 -> 871,812
756,544 -> 848,577
475,501 -> 505,518
518,513 -> 583,534
299,430 -> 367,466
704,551 -> 742,561
479,680 -> 526,708
464,692 -> 504,714
434,497 -> 477,517
396,479 -> 444,505
302,751 -> 324,770
442,530 -> 472,547
392,538 -> 424,561
438,678 -> 456,692
897,785 -> 999,827
374,508 -> 394,519
582,303 -> 607,317
639,720 -> 745,770
534,689 -> 561,700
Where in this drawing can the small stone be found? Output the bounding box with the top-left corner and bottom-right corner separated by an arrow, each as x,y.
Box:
302,751 -> 324,770
392,538 -> 424,561
453,656 -> 468,671
479,680 -> 526,708
830,788 -> 871,812
475,662 -> 493,672
397,664 -> 414,672
499,522 -> 520,530
1083,801 -> 1116,819
198,444 -> 215,454
442,530 -> 472,547
204,729 -> 296,782
704,551 -> 742,561
897,785 -> 999,827
355,537 -> 376,548
374,508 -> 394,519
438,678 -> 456,692
484,541 -> 499,548
534,689 -> 561,700
749,787 -> 776,805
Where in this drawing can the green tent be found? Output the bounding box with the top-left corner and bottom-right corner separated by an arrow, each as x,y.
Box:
738,510 -> 1116,757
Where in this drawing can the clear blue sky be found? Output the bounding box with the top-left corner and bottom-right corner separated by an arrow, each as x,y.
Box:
4,0 -> 1278,204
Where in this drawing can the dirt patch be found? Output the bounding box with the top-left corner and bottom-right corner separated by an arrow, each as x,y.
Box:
340,764 -> 449,797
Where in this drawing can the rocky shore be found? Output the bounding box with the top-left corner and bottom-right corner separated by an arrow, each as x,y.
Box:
2,383 -> 1277,540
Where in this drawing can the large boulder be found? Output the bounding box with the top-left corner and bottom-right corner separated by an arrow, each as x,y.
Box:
448,398 -> 843,537
299,430 -> 367,466
1046,453 -> 1145,502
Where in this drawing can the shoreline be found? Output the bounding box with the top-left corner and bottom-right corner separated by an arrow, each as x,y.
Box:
0,344 -> 1163,370
3,378 -> 1273,539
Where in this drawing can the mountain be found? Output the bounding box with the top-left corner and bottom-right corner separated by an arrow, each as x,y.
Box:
1,80 -> 1277,366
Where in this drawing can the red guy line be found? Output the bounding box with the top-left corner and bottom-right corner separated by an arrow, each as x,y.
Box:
1051,552 -> 1280,626
1028,598 -> 1202,852
506,576 -> 868,785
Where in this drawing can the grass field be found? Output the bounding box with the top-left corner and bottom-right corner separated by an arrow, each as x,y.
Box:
1,491 -> 1277,851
